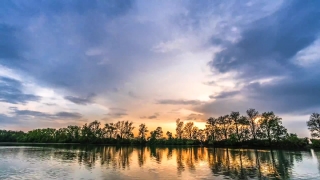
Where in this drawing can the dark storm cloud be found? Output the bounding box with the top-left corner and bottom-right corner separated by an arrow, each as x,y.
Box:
243,74 -> 320,114
196,73 -> 320,116
0,0 -> 139,96
0,76 -> 41,104
156,99 -> 203,105
211,1 -> 320,78
204,0 -> 320,115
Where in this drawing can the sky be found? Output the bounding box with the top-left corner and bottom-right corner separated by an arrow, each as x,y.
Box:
0,0 -> 319,137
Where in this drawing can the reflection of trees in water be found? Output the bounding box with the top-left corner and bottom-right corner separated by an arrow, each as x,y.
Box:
24,145 -> 308,179
50,145 -> 134,170
207,148 -> 303,179
137,147 -> 147,167
100,146 -> 133,170
175,147 -> 208,175
150,146 -> 164,164
176,148 -> 185,175
167,147 -> 173,160
78,146 -> 98,169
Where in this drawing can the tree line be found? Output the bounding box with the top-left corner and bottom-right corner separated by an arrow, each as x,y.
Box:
1,108 -> 320,148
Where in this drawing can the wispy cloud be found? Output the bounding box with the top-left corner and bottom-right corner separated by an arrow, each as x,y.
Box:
156,99 -> 204,105
140,113 -> 160,119
12,108 -> 82,119
64,93 -> 96,105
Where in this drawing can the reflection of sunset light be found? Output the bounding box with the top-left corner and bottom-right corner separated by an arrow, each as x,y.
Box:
199,161 -> 206,167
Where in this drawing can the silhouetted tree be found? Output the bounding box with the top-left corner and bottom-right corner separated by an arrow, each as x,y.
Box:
230,112 -> 241,141
166,131 -> 173,139
259,112 -> 287,144
104,123 -> 117,139
206,117 -> 219,143
154,127 -> 163,139
138,123 -> 148,141
115,121 -> 135,139
246,108 -> 259,140
237,116 -> 250,141
307,113 -> 320,138
218,115 -> 232,140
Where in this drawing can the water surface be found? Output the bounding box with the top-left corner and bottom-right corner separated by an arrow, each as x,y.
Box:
0,145 -> 319,179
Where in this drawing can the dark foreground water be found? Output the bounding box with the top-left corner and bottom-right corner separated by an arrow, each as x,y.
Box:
0,145 -> 320,180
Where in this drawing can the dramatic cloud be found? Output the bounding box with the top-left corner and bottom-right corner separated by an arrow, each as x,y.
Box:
0,0 -> 137,96
211,1 -> 320,78
0,76 -> 41,104
204,1 -> 320,116
0,0 -> 318,137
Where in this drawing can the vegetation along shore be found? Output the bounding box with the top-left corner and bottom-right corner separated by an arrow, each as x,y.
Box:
1,109 -> 320,149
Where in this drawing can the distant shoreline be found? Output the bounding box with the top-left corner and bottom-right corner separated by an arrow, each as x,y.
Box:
0,142 -> 313,151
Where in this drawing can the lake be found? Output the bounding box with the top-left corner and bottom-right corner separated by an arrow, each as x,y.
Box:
0,145 -> 320,180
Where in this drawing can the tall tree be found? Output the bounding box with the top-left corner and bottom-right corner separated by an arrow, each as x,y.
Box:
138,123 -> 149,141
175,119 -> 184,139
154,127 -> 163,139
149,127 -> 163,142
66,125 -> 81,142
166,131 -> 173,139
259,112 -> 287,144
238,116 -> 250,141
197,129 -> 206,143
88,120 -> 103,141
104,123 -> 117,139
218,115 -> 232,140
206,117 -> 218,143
307,113 -> 320,138
230,112 -> 241,141
115,121 -> 134,139
183,122 -> 194,139
246,108 -> 259,140
191,126 -> 199,140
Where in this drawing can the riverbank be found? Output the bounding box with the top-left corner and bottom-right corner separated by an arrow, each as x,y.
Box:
0,140 -> 317,151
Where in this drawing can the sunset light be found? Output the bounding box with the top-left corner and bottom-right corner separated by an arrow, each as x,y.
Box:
1,1 -> 320,179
